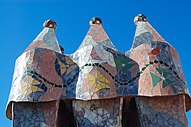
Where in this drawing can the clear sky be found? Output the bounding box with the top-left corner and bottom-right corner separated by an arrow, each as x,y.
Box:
0,0 -> 191,126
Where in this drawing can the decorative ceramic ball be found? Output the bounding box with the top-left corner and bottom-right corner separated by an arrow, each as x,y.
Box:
89,17 -> 102,26
43,19 -> 57,30
134,14 -> 147,25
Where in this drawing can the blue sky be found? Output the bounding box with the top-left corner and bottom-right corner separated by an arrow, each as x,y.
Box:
0,0 -> 191,126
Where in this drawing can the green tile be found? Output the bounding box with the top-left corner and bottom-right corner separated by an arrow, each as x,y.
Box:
156,68 -> 163,75
150,72 -> 161,87
162,78 -> 173,88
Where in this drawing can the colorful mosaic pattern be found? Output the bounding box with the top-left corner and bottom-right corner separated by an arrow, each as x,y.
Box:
128,20 -> 190,102
6,15 -> 191,126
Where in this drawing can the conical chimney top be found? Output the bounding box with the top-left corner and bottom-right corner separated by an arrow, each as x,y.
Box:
25,19 -> 61,53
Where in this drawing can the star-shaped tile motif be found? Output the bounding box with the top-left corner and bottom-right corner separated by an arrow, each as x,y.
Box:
150,68 -> 174,88
87,71 -> 110,93
20,76 -> 44,96
114,56 -> 134,72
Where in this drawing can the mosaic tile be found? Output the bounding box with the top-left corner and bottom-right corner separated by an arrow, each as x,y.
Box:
135,95 -> 188,127
6,15 -> 191,126
73,98 -> 120,127
13,101 -> 59,127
